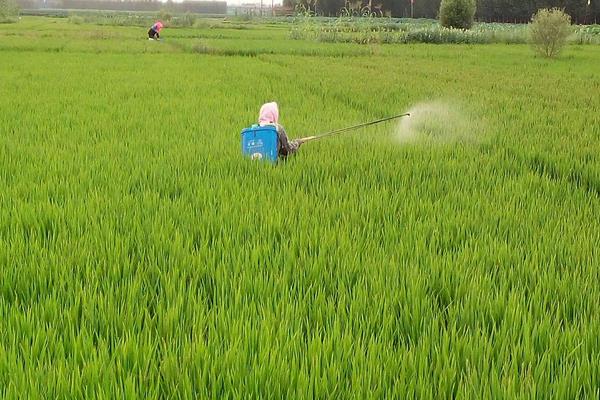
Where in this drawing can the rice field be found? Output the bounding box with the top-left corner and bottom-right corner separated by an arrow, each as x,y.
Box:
0,16 -> 599,398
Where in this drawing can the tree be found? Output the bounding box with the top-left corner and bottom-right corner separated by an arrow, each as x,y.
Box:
529,8 -> 572,58
439,0 -> 476,29
0,0 -> 19,23
319,0 -> 345,16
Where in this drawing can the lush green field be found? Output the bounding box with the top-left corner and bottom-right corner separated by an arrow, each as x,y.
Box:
1,17 -> 599,398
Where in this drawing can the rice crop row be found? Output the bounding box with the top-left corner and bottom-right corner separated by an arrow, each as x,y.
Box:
291,16 -> 600,45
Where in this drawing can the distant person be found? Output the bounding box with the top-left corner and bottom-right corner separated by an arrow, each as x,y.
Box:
258,102 -> 303,158
148,21 -> 163,40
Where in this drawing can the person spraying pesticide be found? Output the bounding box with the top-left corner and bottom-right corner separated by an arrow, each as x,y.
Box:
241,102 -> 410,163
258,102 -> 303,158
148,21 -> 164,40
241,102 -> 305,163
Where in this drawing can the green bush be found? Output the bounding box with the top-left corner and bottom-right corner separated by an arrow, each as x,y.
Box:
158,8 -> 173,23
68,13 -> 153,27
68,15 -> 85,25
529,8 -> 572,58
288,17 -> 597,46
169,12 -> 197,27
0,0 -> 19,23
439,0 -> 476,30
573,24 -> 600,45
179,12 -> 196,27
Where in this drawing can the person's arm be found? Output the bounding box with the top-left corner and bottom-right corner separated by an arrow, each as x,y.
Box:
277,125 -> 299,157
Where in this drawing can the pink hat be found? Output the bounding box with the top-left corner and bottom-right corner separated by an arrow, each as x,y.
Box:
258,102 -> 279,124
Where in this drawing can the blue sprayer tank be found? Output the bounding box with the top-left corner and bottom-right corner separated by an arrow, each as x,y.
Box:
241,124 -> 279,163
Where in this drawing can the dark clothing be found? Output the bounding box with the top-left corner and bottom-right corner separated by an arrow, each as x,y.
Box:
276,124 -> 300,158
148,28 -> 159,39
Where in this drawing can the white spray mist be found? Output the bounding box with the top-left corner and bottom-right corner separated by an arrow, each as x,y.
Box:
396,101 -> 478,144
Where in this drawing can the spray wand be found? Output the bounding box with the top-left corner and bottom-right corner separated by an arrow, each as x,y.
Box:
297,113 -> 410,144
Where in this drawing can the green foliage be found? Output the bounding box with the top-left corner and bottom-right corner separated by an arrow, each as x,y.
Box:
68,15 -> 85,25
573,24 -> 600,44
439,0 -> 476,30
289,16 -> 598,45
292,18 -> 533,45
286,0 -> 600,21
174,12 -> 196,27
529,8 -> 572,58
0,0 -> 19,23
290,5 -> 318,41
68,12 -> 157,27
158,8 -> 173,23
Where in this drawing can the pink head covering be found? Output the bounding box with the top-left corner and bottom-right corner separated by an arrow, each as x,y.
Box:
258,102 -> 279,125
155,21 -> 164,31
